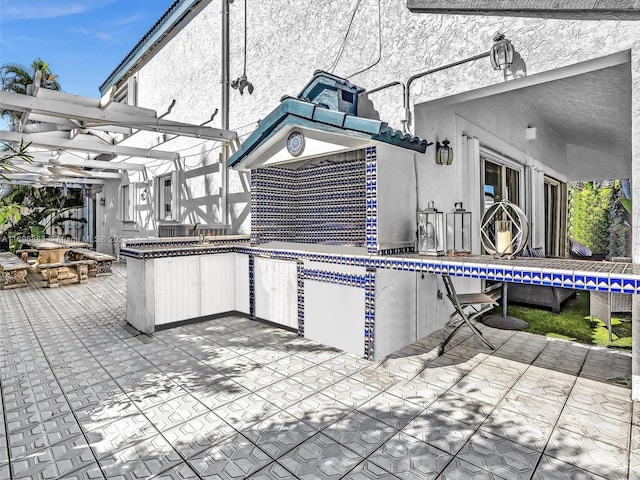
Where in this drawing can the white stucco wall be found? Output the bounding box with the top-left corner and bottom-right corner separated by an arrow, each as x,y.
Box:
99,1 -> 639,239
375,143 -> 420,250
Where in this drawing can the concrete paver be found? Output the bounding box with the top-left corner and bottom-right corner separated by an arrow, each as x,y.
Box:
0,262 -> 637,479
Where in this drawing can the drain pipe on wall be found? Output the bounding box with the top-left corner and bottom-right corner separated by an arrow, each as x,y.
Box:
221,0 -> 231,228
365,51 -> 491,135
365,81 -> 409,134
404,51 -> 490,135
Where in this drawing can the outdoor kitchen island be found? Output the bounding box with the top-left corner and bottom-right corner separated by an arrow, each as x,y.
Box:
121,237 -> 639,362
121,238 -> 444,361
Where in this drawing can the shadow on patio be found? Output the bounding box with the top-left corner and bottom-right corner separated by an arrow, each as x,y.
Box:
0,262 -> 637,479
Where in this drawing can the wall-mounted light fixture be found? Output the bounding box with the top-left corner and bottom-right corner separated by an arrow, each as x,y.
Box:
490,32 -> 514,71
526,126 -> 537,140
99,197 -> 106,207
435,139 -> 453,165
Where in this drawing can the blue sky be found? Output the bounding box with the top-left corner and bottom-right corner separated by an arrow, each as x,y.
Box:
0,0 -> 175,98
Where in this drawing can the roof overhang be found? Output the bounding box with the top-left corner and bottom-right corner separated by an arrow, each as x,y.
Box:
99,0 -> 207,94
406,0 -> 640,19
233,124 -> 374,171
417,50 -> 632,182
228,97 -> 429,170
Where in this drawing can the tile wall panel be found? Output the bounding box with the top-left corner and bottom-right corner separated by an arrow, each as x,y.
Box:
251,151 -> 368,246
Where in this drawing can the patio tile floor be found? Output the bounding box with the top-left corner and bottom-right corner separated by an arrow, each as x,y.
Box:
0,262 -> 638,479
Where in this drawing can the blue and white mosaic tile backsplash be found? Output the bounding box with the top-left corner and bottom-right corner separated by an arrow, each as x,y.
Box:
251,153 -> 367,246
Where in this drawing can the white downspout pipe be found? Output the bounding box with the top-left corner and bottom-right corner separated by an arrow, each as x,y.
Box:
221,0 -> 231,229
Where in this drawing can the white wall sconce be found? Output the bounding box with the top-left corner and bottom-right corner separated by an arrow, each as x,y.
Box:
490,32 -> 514,71
526,127 -> 537,140
435,139 -> 453,165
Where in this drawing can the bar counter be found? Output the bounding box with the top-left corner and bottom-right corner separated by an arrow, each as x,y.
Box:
120,238 -> 638,362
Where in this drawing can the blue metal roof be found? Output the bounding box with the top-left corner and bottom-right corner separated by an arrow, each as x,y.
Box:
227,96 -> 429,168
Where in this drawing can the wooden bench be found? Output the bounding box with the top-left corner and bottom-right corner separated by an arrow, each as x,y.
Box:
0,252 -> 30,289
35,260 -> 96,287
69,249 -> 115,277
15,248 -> 39,263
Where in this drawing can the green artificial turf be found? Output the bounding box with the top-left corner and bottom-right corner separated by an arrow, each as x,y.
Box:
494,290 -> 632,349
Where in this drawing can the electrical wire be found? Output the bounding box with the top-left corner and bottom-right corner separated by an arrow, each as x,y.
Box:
329,0 -> 362,74
243,0 -> 248,75
347,0 -> 382,79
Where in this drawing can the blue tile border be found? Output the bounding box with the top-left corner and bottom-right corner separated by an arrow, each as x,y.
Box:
121,241 -> 639,295
249,255 -> 255,321
364,268 -> 376,360
366,146 -> 378,254
250,170 -> 258,245
377,247 -> 415,256
303,269 -> 367,288
297,260 -> 304,335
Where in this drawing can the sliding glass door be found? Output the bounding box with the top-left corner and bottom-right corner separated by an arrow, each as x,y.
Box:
482,156 -> 521,214
544,175 -> 567,257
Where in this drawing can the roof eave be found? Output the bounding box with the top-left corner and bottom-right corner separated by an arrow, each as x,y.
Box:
99,0 -> 202,95
227,98 -> 429,169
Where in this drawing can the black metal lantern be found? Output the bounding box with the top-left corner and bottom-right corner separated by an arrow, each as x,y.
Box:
446,202 -> 471,256
418,201 -> 445,256
435,139 -> 453,165
490,32 -> 514,71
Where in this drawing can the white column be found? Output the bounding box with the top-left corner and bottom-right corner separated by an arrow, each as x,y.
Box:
631,46 -> 640,401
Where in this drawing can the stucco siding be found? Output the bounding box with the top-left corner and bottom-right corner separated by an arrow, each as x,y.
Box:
102,1 -> 639,237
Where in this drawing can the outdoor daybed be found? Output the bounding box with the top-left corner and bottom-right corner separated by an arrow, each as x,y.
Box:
508,283 -> 575,313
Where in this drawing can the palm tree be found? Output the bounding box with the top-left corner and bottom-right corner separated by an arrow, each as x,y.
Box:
1,58 -> 61,122
1,58 -> 60,94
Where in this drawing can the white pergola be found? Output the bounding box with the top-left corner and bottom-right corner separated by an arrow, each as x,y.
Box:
0,72 -> 237,186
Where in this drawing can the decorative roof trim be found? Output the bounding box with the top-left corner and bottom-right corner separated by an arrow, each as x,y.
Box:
227,97 -> 429,168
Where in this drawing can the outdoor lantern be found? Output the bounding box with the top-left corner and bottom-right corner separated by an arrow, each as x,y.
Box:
446,202 -> 471,256
495,220 -> 513,255
435,139 -> 453,165
417,201 -> 445,256
490,32 -> 514,71
480,201 -> 529,258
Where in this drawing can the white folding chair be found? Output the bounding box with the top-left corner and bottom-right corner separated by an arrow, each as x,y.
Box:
438,272 -> 498,355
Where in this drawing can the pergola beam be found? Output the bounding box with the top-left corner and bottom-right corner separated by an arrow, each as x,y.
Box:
0,130 -> 178,160
0,173 -> 105,185
26,113 -> 132,135
2,164 -> 123,179
0,90 -> 236,141
49,157 -> 145,171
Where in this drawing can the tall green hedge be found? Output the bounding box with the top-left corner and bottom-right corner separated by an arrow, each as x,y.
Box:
568,182 -> 614,254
